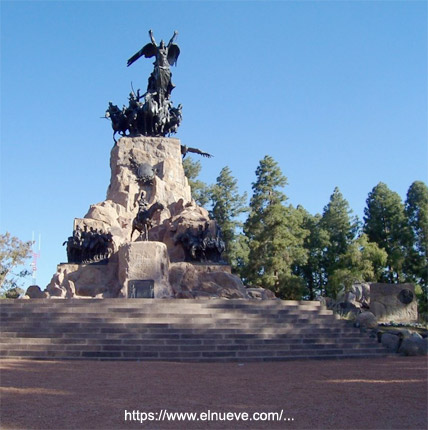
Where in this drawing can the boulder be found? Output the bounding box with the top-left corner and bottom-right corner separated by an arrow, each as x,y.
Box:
169,262 -> 248,299
25,285 -> 49,299
356,311 -> 378,329
399,336 -> 427,356
247,287 -> 277,300
339,283 -> 370,308
397,329 -> 423,339
380,332 -> 400,353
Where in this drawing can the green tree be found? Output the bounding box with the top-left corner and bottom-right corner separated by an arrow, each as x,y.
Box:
244,156 -> 308,298
320,187 -> 359,296
0,232 -> 32,298
295,209 -> 330,300
363,182 -> 409,283
328,234 -> 388,295
405,181 -> 428,284
230,233 -> 250,279
182,157 -> 211,207
404,181 -> 428,316
209,166 -> 248,265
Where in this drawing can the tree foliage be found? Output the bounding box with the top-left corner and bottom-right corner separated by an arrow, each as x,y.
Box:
320,187 -> 360,297
327,234 -> 388,297
295,209 -> 329,300
404,181 -> 428,316
182,157 -> 211,207
0,232 -> 32,297
209,166 -> 247,265
404,181 -> 428,286
363,182 -> 409,282
244,156 -> 308,298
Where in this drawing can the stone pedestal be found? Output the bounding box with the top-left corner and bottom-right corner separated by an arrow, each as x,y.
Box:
118,242 -> 173,298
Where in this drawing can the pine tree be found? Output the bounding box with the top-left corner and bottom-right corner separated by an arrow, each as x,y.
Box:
244,156 -> 308,298
209,166 -> 248,265
182,157 -> 211,207
295,209 -> 330,300
363,182 -> 409,283
405,181 -> 428,282
320,187 -> 359,296
404,181 -> 428,315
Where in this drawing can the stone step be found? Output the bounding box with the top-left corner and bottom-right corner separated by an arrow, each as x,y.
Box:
0,307 -> 335,316
0,347 -> 387,361
0,307 -> 334,317
0,326 -> 366,339
0,298 -> 321,306
0,307 -> 327,318
1,338 -> 380,350
0,336 -> 375,349
0,313 -> 347,325
0,301 -> 323,314
0,354 -> 388,362
0,338 -> 381,349
0,325 -> 361,337
1,315 -> 340,329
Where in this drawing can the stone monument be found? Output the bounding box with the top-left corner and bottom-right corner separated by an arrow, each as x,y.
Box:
43,31 -> 262,300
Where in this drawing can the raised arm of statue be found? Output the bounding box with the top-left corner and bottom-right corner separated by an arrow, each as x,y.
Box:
168,31 -> 178,47
149,29 -> 156,46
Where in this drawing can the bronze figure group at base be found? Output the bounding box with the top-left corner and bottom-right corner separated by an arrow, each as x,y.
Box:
63,226 -> 113,264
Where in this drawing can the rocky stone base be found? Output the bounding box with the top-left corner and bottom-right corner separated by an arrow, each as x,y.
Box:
169,262 -> 248,299
45,259 -> 121,298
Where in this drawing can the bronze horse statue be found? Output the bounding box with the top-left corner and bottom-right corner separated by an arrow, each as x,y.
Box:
130,202 -> 164,241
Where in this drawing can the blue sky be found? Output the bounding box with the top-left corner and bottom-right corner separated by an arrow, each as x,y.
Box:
1,0 -> 427,290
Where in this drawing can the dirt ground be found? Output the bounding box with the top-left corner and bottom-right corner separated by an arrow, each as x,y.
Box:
0,356 -> 427,430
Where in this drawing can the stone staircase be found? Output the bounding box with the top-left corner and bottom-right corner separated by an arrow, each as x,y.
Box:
0,299 -> 388,361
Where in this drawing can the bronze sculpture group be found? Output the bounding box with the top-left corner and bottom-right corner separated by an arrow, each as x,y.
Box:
105,30 -> 182,141
175,223 -> 225,263
63,226 -> 113,264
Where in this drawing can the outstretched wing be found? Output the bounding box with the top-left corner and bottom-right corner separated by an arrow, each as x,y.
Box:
127,43 -> 157,67
167,44 -> 180,66
187,147 -> 213,158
